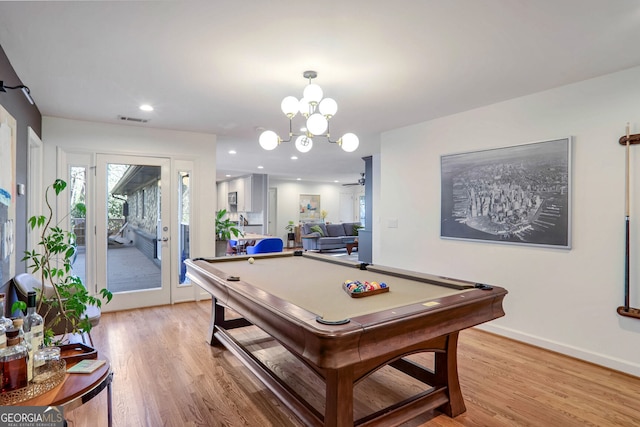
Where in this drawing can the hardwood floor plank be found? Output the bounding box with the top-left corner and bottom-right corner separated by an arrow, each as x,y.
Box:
64,301 -> 640,427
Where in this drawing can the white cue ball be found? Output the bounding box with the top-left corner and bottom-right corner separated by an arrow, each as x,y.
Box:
248,257 -> 255,264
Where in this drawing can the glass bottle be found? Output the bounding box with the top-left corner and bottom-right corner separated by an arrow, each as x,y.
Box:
0,293 -> 13,330
24,291 -> 44,351
0,327 -> 6,388
12,318 -> 33,383
0,327 -> 6,350
2,327 -> 28,392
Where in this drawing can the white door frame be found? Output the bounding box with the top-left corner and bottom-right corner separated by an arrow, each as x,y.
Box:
172,159 -> 198,305
268,187 -> 277,237
27,127 -> 43,253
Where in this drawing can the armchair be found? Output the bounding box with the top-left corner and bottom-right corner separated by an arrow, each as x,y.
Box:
245,238 -> 284,255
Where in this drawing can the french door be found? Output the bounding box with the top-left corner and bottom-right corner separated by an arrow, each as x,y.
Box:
96,154 -> 171,311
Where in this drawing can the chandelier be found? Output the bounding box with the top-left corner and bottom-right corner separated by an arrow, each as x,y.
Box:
258,71 -> 359,153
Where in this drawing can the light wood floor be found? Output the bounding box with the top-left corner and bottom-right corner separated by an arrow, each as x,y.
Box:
66,301 -> 640,427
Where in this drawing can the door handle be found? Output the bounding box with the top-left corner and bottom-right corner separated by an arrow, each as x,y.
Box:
157,237 -> 169,242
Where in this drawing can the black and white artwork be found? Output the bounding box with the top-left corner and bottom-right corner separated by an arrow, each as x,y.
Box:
440,137 -> 571,248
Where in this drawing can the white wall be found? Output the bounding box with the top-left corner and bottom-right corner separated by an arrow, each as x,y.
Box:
42,117 -> 217,301
378,65 -> 640,377
269,179 -> 363,241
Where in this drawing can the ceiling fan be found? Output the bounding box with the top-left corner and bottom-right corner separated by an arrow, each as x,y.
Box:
342,173 -> 365,187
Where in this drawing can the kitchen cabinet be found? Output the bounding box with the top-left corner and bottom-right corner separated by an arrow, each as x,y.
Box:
218,181 -> 229,211
243,225 -> 263,234
241,175 -> 251,212
217,174 -> 267,213
240,174 -> 266,212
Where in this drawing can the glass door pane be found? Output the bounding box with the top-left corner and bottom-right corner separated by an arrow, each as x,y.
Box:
96,155 -> 171,311
68,166 -> 86,285
107,163 -> 161,292
178,171 -> 190,286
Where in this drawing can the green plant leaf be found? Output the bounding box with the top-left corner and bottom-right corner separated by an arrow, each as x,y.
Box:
100,288 -> 113,303
53,179 -> 67,195
11,301 -> 27,315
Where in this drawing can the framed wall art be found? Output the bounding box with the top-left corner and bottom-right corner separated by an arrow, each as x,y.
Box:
299,194 -> 321,222
0,104 -> 17,285
440,137 -> 572,248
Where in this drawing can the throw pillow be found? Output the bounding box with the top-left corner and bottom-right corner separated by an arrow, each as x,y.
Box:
310,225 -> 325,236
326,223 -> 346,237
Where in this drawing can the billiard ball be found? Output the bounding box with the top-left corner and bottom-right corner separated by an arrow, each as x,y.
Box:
248,257 -> 255,264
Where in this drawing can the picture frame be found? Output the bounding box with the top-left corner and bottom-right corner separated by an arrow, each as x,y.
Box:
228,192 -> 237,205
0,105 -> 17,285
440,137 -> 572,248
299,194 -> 321,222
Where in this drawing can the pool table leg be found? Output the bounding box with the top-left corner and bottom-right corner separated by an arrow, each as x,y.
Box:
435,332 -> 466,417
325,366 -> 354,427
207,298 -> 219,345
208,298 -> 252,345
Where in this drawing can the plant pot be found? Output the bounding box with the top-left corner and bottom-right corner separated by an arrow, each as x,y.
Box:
287,232 -> 295,241
215,240 -> 228,257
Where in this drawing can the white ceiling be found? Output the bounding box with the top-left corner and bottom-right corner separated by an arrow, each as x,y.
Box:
2,1 -> 640,185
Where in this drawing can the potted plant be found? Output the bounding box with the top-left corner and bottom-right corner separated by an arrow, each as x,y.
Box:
353,224 -> 364,235
215,209 -> 243,257
285,220 -> 295,240
285,220 -> 296,248
14,179 -> 112,346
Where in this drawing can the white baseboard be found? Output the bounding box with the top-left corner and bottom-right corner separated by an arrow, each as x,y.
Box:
173,292 -> 211,305
477,324 -> 640,378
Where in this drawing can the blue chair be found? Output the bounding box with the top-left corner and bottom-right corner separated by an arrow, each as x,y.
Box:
227,239 -> 238,255
246,238 -> 284,254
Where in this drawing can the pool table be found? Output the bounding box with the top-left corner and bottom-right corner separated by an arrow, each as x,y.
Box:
185,252 -> 507,427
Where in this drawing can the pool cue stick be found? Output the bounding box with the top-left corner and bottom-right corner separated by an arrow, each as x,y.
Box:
624,123 -> 630,312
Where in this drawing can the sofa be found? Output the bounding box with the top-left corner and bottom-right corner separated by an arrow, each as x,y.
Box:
301,222 -> 361,252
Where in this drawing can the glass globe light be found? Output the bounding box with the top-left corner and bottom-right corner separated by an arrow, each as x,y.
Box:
339,133 -> 359,152
259,130 -> 280,150
281,96 -> 299,118
307,113 -> 328,136
295,135 -> 313,153
319,98 -> 338,118
303,83 -> 323,105
298,98 -> 312,117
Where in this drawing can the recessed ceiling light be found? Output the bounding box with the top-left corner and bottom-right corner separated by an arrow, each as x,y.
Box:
291,156 -> 298,160
228,150 -> 236,154
225,174 -> 231,177
139,104 -> 154,112
297,178 -> 301,181
334,180 -> 339,183
258,166 -> 264,169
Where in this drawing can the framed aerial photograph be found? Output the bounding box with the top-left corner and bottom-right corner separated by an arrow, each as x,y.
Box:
440,137 -> 572,248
